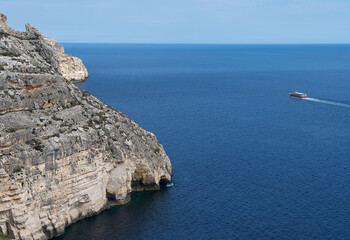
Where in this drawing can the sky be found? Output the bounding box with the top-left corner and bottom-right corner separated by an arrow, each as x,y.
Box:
2,0 -> 350,44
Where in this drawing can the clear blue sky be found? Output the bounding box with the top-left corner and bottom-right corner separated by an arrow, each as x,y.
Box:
2,0 -> 350,44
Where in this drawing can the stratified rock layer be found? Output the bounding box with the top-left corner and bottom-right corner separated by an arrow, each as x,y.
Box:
0,14 -> 88,82
0,14 -> 172,240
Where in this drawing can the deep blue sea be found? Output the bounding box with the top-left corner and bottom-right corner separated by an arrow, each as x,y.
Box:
59,44 -> 350,240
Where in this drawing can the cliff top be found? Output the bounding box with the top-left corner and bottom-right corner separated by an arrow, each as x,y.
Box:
0,14 -> 42,40
0,13 -> 88,81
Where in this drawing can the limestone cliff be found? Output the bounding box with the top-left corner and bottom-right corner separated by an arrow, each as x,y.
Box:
0,14 -> 88,82
0,14 -> 172,240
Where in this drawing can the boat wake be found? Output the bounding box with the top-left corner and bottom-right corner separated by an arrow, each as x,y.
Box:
304,97 -> 350,109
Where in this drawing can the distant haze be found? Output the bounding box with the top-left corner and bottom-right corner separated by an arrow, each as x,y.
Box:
2,0 -> 350,44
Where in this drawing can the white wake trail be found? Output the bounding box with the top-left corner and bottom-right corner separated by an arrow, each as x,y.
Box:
304,97 -> 350,109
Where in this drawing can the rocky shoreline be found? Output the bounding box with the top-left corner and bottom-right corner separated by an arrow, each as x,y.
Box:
0,14 -> 172,240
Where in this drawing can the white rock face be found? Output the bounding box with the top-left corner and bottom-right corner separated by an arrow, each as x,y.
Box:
0,14 -> 171,239
55,53 -> 89,81
42,37 -> 88,82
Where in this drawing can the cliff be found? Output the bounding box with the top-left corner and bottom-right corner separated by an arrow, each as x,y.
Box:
0,14 -> 88,82
0,14 -> 172,240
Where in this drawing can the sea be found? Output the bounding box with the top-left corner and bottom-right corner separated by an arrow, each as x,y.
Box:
57,44 -> 350,240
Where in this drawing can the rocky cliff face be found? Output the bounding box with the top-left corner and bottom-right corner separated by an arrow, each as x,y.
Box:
0,14 -> 172,240
0,14 -> 88,82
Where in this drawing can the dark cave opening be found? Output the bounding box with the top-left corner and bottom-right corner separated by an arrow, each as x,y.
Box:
159,178 -> 171,186
105,191 -> 116,201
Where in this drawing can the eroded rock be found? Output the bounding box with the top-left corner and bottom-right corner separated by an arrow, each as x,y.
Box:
0,13 -> 172,240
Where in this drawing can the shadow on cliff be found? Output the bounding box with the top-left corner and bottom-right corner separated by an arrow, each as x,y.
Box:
53,189 -> 173,240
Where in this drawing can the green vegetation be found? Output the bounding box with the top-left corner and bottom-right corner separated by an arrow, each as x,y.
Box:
25,139 -> 44,152
0,63 -> 8,71
0,232 -> 10,240
0,52 -> 20,57
12,166 -> 23,174
154,148 -> 161,154
6,128 -> 20,133
82,90 -> 90,97
42,133 -> 60,140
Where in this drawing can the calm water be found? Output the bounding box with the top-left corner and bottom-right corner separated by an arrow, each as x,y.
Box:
58,44 -> 350,239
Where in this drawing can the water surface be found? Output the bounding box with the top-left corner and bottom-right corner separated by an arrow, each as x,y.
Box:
58,44 -> 350,239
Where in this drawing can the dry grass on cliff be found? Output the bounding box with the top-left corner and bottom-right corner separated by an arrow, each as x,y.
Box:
0,233 -> 10,240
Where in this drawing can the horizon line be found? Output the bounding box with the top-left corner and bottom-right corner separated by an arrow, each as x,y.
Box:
60,42 -> 350,45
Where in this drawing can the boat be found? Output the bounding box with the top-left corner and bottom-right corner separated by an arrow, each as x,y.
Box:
289,91 -> 307,98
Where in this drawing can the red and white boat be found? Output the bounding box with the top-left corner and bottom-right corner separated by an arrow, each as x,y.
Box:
289,91 -> 307,98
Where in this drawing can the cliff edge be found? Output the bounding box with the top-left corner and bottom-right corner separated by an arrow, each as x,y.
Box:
0,14 -> 172,240
0,14 -> 88,82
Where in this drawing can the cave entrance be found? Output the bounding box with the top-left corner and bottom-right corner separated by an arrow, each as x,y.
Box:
159,178 -> 170,186
105,191 -> 116,201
